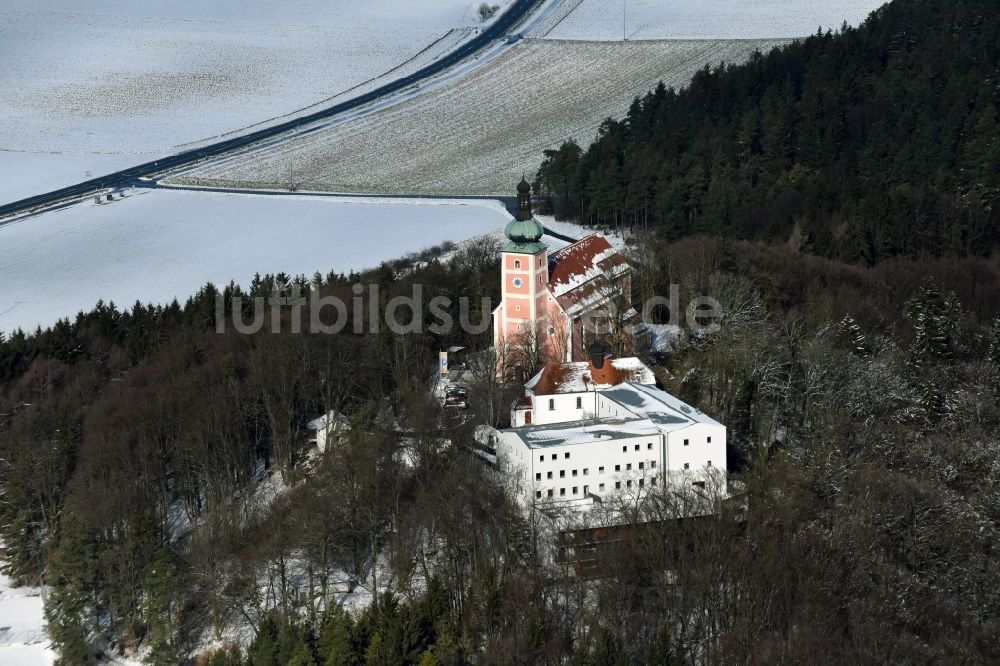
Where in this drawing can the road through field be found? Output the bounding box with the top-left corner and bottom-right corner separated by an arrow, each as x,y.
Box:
0,0 -> 551,218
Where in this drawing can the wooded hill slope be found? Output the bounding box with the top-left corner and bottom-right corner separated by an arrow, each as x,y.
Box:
536,0 -> 1000,263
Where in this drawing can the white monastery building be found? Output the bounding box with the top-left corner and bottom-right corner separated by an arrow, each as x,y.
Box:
496,351 -> 727,509
490,179 -> 727,510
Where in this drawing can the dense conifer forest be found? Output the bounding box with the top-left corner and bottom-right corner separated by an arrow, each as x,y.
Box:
536,0 -> 1000,263
1,0 -> 999,663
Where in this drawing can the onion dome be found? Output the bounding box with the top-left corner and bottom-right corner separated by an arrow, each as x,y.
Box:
503,177 -> 547,254
504,216 -> 545,244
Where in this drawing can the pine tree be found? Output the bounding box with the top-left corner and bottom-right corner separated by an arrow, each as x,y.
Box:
287,639 -> 319,666
318,607 -> 357,666
248,613 -> 281,666
363,632 -> 384,666
143,548 -> 179,665
904,282 -> 958,363
839,315 -> 870,356
46,513 -> 100,665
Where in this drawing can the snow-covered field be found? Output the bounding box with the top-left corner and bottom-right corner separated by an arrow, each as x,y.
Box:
0,190 -> 512,334
0,571 -> 52,666
531,0 -> 888,40
171,38 -> 788,196
0,0 -> 508,204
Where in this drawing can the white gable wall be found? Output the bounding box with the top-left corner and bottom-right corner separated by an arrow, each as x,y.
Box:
529,391 -> 598,425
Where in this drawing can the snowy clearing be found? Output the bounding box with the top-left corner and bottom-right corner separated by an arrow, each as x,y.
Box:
0,189 -> 512,334
0,570 -> 52,666
0,0 -> 510,203
172,38 -> 788,196
531,0 -> 888,40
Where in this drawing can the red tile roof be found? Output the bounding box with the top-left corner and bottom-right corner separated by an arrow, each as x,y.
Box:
547,234 -> 629,313
527,357 -> 655,395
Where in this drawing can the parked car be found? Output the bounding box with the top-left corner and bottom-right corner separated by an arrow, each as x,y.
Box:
444,385 -> 470,409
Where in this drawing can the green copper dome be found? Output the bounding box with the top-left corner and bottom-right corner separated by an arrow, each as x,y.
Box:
502,177 -> 547,254
504,216 -> 544,244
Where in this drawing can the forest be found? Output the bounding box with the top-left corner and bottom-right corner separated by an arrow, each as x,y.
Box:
535,0 -> 1000,264
2,229 -> 999,664
1,0 -> 999,663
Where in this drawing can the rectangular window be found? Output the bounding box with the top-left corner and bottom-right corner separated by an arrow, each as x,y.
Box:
615,481 -> 621,489
583,468 -> 589,475
576,397 -> 582,409
684,463 -> 690,470
572,469 -> 578,477
535,490 -> 541,498
626,480 -> 632,488
560,470 -> 565,478
535,473 -> 541,480
514,260 -> 521,269
648,442 -> 653,449
707,460 -> 712,467
639,478 -> 644,487
615,464 -> 620,472
539,455 -> 544,462
598,466 -> 604,473
650,461 -> 656,468
634,444 -> 639,451
564,452 -> 570,459
551,454 -> 557,460
572,486 -> 578,494
651,478 -> 657,486
599,483 -> 605,491
638,462 -> 644,470
626,463 -> 632,471
583,485 -> 589,494
684,439 -> 689,446
707,436 -> 712,443
547,471 -> 553,479
547,489 -> 553,497
548,399 -> 555,411
622,445 -> 627,452
560,488 -> 566,496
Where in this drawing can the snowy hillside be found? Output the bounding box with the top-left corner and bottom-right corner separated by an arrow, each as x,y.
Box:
173,38 -> 788,196
532,0 -> 888,40
0,0 -> 510,203
0,190 -> 511,334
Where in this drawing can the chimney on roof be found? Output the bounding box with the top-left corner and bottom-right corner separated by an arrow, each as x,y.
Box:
589,340 -> 610,369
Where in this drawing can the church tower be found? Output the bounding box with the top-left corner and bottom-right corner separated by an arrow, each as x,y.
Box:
493,177 -> 549,354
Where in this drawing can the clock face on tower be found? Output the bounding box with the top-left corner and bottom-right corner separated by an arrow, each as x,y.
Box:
512,277 -> 524,288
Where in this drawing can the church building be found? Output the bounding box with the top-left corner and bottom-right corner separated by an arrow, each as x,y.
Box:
492,178 -> 634,368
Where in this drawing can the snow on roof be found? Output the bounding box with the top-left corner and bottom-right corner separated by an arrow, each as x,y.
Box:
511,416 -> 666,448
526,357 -> 655,395
601,382 -> 723,428
547,234 -> 630,312
507,382 -> 722,449
308,410 -> 350,431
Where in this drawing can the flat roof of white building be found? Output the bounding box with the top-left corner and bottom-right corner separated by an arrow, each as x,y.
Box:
511,416 -> 666,448
507,382 -> 720,449
602,382 -> 723,428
